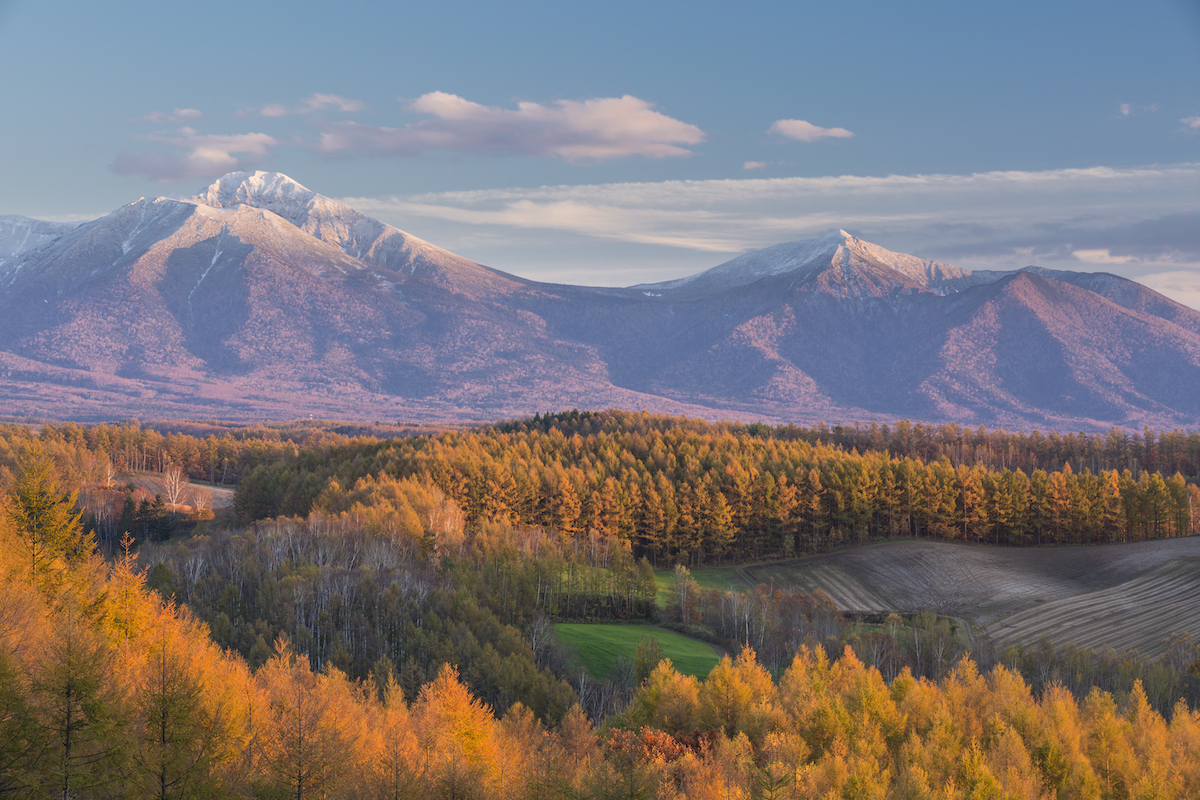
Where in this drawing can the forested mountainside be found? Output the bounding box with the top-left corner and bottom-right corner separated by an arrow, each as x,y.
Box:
4,435 -> 1200,798
5,171 -> 1200,428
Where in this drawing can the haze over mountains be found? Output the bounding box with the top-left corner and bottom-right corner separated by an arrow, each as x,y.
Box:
1,171 -> 1198,429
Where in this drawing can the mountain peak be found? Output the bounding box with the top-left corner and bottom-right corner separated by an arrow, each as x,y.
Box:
188,171 -> 516,294
630,229 -> 919,297
194,171 -> 315,212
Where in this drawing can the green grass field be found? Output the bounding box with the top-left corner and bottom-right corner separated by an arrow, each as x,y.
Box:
555,623 -> 721,679
652,565 -> 751,608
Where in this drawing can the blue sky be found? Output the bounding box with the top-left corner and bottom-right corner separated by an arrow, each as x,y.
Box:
2,0 -> 1199,302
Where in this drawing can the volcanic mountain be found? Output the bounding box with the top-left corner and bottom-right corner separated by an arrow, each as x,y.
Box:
2,171 -> 1198,429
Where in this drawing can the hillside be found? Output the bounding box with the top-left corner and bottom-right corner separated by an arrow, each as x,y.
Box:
3,171 -> 1200,429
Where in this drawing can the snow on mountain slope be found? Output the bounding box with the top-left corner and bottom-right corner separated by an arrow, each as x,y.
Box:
193,171 -> 520,296
5,170 -> 1200,429
0,216 -> 84,277
631,229 -> 975,299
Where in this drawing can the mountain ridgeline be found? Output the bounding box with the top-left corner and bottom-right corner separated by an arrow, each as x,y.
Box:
2,171 -> 1199,429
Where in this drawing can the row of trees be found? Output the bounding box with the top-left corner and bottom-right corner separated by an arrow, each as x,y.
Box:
513,410 -> 1200,478
236,412 -> 1200,564
0,420 -> 331,490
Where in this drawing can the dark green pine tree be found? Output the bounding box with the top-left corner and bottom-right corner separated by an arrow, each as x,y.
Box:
118,494 -> 137,542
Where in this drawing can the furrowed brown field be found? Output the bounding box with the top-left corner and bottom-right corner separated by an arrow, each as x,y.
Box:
726,537 -> 1200,656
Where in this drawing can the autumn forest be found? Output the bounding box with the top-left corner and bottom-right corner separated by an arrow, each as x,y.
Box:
2,412 -> 1200,798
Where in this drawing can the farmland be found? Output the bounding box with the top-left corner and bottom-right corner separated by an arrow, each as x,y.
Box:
681,537 -> 1200,656
555,623 -> 722,679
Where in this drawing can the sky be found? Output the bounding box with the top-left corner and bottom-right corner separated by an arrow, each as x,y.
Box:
2,0 -> 1199,304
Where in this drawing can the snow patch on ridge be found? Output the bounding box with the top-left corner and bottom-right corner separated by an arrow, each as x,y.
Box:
634,229 -> 852,293
631,228 -> 977,299
0,216 -> 82,276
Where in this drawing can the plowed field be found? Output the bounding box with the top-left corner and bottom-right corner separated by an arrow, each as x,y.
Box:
723,538 -> 1200,656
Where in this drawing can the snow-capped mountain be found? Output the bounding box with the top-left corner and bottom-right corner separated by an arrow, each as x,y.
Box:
2,171 -> 1199,429
192,171 -> 518,296
632,228 -> 977,299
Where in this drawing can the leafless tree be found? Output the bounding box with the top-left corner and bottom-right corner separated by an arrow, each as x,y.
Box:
190,487 -> 212,515
102,457 -> 118,488
162,464 -> 189,517
527,614 -> 554,660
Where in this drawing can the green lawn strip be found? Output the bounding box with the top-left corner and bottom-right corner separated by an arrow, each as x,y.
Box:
555,623 -> 721,679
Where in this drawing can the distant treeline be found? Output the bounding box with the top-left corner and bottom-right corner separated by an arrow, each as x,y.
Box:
236,410 -> 1200,564
514,410 -> 1200,477
0,420 -> 342,489
2,413 -> 1198,565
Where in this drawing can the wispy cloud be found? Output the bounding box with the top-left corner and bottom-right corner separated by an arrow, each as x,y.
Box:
1182,116 -> 1200,130
316,92 -> 704,162
111,128 -> 277,182
340,162 -> 1200,301
1072,249 -> 1135,264
359,163 -> 1200,249
137,108 -> 204,124
768,119 -> 854,142
937,211 -> 1200,265
261,93 -> 364,117
1118,103 -> 1160,118
743,161 -> 767,170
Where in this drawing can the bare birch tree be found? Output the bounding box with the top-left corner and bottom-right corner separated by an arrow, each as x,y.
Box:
162,466 -> 189,518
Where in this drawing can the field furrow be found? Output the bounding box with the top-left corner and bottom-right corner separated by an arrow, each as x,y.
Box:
701,537 -> 1200,654
987,559 -> 1200,655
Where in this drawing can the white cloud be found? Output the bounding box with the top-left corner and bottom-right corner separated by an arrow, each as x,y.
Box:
304,93 -> 364,112
1119,103 -> 1161,118
111,129 -> 277,182
339,162 -> 1200,303
743,161 -> 767,170
317,92 -> 704,162
262,93 -> 365,116
768,119 -> 854,142
1182,116 -> 1200,130
1139,270 -> 1200,310
138,108 -> 204,124
1072,248 -> 1134,264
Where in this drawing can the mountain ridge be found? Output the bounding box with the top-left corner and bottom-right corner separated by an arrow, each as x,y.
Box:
1,170 -> 1197,430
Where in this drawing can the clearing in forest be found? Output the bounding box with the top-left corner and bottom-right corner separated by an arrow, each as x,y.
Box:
120,472 -> 236,509
555,623 -> 721,680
